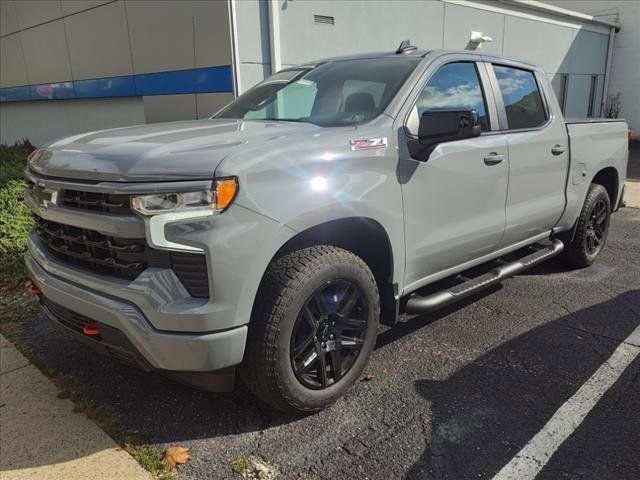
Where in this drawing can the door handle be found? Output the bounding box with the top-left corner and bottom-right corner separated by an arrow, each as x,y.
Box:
551,144 -> 567,155
484,153 -> 505,165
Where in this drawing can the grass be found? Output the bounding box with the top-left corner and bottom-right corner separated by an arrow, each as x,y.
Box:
230,455 -> 278,479
0,141 -> 35,323
124,444 -> 176,480
231,456 -> 255,475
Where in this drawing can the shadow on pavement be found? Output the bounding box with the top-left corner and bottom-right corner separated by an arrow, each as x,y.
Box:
406,290 -> 640,480
11,276 -> 639,473
376,285 -> 503,350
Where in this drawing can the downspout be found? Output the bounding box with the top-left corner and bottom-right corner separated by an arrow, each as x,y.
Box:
227,0 -> 241,96
600,26 -> 617,117
268,0 -> 282,74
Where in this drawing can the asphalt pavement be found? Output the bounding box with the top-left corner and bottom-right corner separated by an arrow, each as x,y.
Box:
14,207 -> 640,480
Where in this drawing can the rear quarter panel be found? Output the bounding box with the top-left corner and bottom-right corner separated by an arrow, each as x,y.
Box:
557,120 -> 629,230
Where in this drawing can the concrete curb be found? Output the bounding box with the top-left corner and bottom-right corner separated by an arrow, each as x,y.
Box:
0,334 -> 151,480
624,181 -> 640,209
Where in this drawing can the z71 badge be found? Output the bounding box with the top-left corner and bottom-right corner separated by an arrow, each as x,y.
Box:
349,137 -> 388,151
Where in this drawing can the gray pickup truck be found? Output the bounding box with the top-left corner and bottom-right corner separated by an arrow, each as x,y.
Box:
25,45 -> 629,413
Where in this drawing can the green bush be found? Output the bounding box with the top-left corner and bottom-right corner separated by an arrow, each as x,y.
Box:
0,141 -> 35,289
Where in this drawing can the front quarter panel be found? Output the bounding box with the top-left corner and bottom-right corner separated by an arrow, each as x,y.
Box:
214,116 -> 405,287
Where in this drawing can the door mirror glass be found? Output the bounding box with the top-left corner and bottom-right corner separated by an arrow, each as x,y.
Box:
409,109 -> 481,160
406,62 -> 490,135
418,109 -> 480,140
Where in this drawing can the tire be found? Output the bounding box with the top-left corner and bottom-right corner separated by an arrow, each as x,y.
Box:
563,183 -> 611,268
240,245 -> 380,414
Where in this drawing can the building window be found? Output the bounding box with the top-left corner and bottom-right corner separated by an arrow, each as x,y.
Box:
587,75 -> 598,117
558,74 -> 569,115
493,65 -> 546,130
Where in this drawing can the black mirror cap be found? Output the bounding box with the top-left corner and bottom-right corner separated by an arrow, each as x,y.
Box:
409,109 -> 481,161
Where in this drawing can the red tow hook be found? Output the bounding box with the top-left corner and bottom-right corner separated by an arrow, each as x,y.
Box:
25,281 -> 42,297
82,322 -> 100,337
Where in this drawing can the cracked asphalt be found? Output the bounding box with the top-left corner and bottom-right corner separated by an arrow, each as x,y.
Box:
15,206 -> 640,480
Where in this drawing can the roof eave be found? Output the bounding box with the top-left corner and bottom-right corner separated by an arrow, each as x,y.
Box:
497,0 -> 621,30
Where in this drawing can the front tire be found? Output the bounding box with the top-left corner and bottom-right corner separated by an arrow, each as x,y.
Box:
240,245 -> 380,414
563,183 -> 611,268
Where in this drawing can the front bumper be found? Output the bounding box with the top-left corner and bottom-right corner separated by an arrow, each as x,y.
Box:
26,250 -> 247,377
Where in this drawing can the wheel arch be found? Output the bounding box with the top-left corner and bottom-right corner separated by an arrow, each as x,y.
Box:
591,166 -> 619,207
257,217 -> 398,325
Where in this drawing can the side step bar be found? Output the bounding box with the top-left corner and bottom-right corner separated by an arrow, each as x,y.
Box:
405,239 -> 564,314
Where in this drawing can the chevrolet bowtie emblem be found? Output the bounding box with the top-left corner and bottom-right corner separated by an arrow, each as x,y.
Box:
32,185 -> 58,208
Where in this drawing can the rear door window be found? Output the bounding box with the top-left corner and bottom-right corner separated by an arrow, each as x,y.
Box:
493,65 -> 546,130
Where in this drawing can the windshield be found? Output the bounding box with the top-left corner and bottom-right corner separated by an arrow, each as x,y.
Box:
215,57 -> 421,126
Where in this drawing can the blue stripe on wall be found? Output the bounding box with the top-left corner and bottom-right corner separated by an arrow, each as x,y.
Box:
0,65 -> 233,103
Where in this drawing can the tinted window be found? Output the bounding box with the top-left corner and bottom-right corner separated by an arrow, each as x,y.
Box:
245,80 -> 317,120
494,65 -> 546,129
216,57 -> 420,127
342,79 -> 386,109
410,62 -> 489,133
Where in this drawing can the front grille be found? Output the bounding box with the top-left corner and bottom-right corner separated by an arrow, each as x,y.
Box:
34,217 -> 209,298
61,189 -> 131,214
36,217 -> 147,279
26,181 -> 131,214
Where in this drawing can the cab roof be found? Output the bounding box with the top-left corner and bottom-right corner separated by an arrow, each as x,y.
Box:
309,48 -> 540,73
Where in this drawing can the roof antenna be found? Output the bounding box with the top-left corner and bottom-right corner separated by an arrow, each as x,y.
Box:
395,39 -> 417,54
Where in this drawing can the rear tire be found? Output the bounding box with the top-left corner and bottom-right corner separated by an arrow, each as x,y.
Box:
240,245 -> 380,414
563,183 -> 611,268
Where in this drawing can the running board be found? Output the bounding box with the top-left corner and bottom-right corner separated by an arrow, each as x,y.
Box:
405,239 -> 564,315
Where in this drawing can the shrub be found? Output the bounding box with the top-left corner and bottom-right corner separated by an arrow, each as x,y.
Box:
0,140 -> 35,288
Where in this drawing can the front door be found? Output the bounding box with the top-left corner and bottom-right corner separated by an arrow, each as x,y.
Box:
399,61 -> 509,291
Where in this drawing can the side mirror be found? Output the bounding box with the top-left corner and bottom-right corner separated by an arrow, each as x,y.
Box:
408,109 -> 481,161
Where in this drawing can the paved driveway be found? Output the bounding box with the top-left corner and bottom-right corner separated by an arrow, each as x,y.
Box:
16,207 -> 640,480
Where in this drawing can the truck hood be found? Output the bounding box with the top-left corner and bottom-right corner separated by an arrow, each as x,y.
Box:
31,119 -> 321,182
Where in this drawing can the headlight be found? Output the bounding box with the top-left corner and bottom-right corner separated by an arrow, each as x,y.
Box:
131,177 -> 238,215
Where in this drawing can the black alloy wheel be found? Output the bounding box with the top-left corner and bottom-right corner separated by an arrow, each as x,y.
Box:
290,279 -> 368,389
562,183 -> 611,268
240,245 -> 380,413
584,197 -> 608,256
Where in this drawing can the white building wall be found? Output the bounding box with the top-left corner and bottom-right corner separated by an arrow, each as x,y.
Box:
235,0 -> 614,121
544,0 -> 640,131
1,0 -> 624,145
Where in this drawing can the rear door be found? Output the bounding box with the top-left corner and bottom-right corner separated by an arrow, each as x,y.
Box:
398,56 -> 509,291
486,62 -> 569,246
